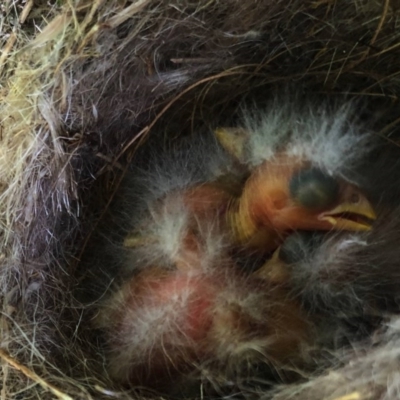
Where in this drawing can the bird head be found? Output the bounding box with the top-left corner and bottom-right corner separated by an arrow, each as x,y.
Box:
249,158 -> 375,231
229,155 -> 376,250
216,124 -> 376,249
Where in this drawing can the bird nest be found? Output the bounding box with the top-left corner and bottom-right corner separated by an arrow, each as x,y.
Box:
1,0 -> 400,399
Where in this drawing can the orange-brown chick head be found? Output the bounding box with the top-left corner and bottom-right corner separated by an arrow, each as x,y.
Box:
230,156 -> 376,250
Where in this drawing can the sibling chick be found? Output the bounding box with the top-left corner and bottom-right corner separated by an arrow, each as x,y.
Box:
96,192 -> 310,395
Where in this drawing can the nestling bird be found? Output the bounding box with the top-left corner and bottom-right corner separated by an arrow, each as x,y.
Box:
268,209 -> 400,400
214,101 -> 376,251
94,97 -> 380,395
278,208 -> 400,315
123,100 -> 376,262
95,192 -> 311,394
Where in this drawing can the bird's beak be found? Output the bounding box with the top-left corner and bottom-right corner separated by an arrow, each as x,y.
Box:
318,197 -> 376,231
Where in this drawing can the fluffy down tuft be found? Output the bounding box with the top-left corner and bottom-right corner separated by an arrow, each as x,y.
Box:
244,101 -> 373,180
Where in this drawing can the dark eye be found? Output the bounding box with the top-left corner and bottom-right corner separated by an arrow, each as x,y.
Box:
289,168 -> 339,210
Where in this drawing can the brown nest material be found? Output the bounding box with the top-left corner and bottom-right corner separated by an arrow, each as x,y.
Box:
1,0 -> 400,399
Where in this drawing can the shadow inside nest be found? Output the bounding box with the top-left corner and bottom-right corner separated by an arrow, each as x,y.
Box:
69,88 -> 400,399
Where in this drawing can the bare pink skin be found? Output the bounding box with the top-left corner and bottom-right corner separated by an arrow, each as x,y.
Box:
102,264 -> 310,391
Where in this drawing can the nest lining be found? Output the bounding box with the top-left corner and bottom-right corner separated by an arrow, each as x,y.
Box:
0,0 -> 400,399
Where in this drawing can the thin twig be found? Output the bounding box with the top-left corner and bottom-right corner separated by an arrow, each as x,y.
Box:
0,32 -> 16,75
19,0 -> 34,24
378,115 -> 400,138
370,0 -> 390,47
115,67 -> 249,162
345,0 -> 390,69
333,393 -> 361,400
0,349 -> 73,400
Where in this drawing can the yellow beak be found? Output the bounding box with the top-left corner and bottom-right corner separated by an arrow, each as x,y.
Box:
318,198 -> 376,231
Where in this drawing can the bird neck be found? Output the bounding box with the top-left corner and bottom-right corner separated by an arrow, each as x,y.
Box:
227,195 -> 257,243
227,192 -> 279,251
